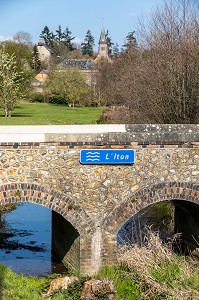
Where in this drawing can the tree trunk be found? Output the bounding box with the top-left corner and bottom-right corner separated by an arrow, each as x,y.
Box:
4,110 -> 12,117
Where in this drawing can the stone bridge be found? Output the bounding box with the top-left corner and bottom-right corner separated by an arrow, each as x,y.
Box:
0,124 -> 199,275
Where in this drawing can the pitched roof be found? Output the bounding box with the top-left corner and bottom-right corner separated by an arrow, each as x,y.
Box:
99,28 -> 107,44
60,59 -> 97,70
37,39 -> 53,53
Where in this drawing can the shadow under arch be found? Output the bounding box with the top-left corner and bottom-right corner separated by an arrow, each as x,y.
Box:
102,181 -> 199,236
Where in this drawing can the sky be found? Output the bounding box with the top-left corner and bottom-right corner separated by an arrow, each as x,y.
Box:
0,0 -> 163,50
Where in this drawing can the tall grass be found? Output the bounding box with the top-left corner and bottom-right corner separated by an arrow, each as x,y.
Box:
0,230 -> 198,299
117,229 -> 199,299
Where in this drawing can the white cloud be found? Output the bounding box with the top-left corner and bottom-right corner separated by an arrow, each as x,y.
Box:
0,35 -> 13,42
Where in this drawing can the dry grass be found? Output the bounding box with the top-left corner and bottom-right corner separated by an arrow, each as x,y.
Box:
118,228 -> 174,274
118,228 -> 199,299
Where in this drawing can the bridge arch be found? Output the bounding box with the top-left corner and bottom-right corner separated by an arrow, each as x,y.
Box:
102,181 -> 199,236
0,182 -> 94,235
0,182 -> 97,274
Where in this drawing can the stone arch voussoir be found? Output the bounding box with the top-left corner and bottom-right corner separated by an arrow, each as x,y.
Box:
102,181 -> 199,235
0,182 -> 94,235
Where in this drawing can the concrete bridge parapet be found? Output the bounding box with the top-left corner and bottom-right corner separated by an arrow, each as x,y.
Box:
0,124 -> 198,274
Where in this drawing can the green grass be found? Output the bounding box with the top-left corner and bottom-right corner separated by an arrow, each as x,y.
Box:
150,261 -> 181,288
0,259 -> 199,300
0,264 -> 88,300
0,102 -> 104,125
0,263 -> 46,300
150,260 -> 199,290
95,265 -> 142,300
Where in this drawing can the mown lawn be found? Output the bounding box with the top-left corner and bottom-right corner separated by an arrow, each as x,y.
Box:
0,103 -> 104,125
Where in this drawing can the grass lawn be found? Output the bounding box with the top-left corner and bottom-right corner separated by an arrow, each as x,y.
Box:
0,103 -> 104,125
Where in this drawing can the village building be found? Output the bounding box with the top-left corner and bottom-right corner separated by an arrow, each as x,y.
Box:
37,38 -> 52,63
94,27 -> 111,64
59,59 -> 97,86
34,28 -> 110,91
32,70 -> 49,93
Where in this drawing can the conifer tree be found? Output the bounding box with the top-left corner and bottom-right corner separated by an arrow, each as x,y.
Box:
31,45 -> 41,71
81,30 -> 95,57
39,26 -> 55,48
55,25 -> 64,43
62,27 -> 75,51
112,42 -> 120,58
105,30 -> 114,56
122,31 -> 137,52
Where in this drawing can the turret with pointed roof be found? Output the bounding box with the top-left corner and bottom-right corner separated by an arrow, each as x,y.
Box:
98,27 -> 108,58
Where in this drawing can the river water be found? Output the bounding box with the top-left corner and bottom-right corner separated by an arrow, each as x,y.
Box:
0,203 -> 67,277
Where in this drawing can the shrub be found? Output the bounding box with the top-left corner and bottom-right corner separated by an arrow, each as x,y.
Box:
30,92 -> 44,103
49,93 -> 68,105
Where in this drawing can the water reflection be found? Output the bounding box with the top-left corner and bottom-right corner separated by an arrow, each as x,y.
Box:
0,203 -> 67,277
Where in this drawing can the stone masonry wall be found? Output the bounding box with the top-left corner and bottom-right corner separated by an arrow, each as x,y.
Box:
0,124 -> 198,274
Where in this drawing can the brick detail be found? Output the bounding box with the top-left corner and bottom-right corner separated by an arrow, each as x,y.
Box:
103,182 -> 199,235
0,183 -> 94,235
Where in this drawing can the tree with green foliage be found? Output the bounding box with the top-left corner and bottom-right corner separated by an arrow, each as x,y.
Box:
55,25 -> 64,43
0,40 -> 33,97
40,25 -> 75,59
1,40 -> 32,64
112,42 -> 120,58
31,45 -> 42,72
105,30 -> 114,56
39,25 -> 55,48
62,27 -> 75,50
81,30 -> 95,57
47,68 -> 89,108
122,31 -> 137,52
0,49 -> 23,117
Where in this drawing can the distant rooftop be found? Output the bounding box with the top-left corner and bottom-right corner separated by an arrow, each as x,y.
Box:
60,59 -> 98,70
37,39 -> 53,53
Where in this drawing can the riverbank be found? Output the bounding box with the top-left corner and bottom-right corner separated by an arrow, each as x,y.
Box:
0,231 -> 198,300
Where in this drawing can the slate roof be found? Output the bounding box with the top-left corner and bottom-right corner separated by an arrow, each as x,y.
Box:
99,28 -> 107,44
60,59 -> 97,71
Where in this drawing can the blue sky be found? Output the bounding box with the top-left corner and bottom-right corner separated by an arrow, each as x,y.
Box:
0,0 -> 162,50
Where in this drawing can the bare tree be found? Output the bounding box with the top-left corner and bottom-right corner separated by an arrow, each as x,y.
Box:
135,0 -> 199,123
13,31 -> 33,48
98,0 -> 199,123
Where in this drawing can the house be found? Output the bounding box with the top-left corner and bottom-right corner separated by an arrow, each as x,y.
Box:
35,70 -> 49,82
37,39 -> 52,63
32,70 -> 49,93
59,59 -> 97,86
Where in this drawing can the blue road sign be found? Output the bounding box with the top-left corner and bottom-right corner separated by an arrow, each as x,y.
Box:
80,149 -> 135,165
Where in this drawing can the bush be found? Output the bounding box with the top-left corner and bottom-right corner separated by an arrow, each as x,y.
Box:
49,93 -> 68,105
30,92 -> 45,103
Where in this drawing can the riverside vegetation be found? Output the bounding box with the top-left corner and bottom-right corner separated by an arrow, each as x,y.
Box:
0,230 -> 198,300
